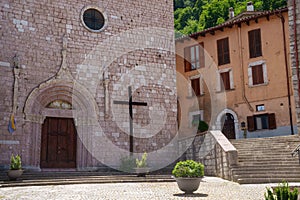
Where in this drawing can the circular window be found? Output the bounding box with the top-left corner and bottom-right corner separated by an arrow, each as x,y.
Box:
81,7 -> 106,32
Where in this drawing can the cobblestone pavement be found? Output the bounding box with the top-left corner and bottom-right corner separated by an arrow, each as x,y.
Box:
0,177 -> 298,200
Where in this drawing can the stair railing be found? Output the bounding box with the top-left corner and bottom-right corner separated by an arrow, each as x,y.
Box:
291,144 -> 300,164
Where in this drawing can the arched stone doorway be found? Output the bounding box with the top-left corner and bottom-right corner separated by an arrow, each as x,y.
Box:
23,79 -> 99,171
221,113 -> 236,139
215,108 -> 239,140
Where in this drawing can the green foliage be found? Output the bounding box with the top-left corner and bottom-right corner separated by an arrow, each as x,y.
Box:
10,154 -> 21,170
192,120 -> 209,132
136,152 -> 147,168
174,0 -> 287,35
264,181 -> 299,200
172,160 -> 204,178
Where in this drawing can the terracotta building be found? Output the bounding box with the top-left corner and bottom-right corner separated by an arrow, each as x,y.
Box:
176,5 -> 297,139
0,1 -> 178,171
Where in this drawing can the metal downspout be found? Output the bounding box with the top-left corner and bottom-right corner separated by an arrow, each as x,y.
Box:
278,13 -> 294,135
237,26 -> 254,112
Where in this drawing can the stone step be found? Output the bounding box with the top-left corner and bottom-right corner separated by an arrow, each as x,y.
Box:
0,172 -> 174,187
236,177 -> 300,184
232,167 -> 300,174
230,135 -> 300,184
234,173 -> 300,179
238,158 -> 299,165
237,156 -> 296,160
237,161 -> 299,166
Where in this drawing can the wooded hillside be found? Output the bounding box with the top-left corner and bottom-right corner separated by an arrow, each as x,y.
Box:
174,0 -> 287,35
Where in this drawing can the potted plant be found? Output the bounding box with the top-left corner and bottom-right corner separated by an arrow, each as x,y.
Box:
7,154 -> 23,181
134,152 -> 150,177
172,160 -> 204,194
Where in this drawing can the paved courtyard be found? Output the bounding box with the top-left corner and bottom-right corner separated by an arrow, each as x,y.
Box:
1,176 -> 296,200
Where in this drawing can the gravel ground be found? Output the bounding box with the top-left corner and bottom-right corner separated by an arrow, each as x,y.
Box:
0,177 -> 298,200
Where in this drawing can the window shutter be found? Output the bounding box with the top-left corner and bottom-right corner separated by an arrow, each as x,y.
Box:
249,29 -> 262,58
217,38 -> 230,65
217,40 -> 223,66
255,29 -> 262,57
252,64 -> 264,85
268,113 -> 277,129
247,116 -> 255,132
199,43 -> 205,68
223,38 -> 230,64
221,72 -> 230,90
191,78 -> 200,96
184,47 -> 191,72
249,31 -> 255,58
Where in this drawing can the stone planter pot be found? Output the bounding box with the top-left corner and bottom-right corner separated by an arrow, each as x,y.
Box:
7,169 -> 23,181
134,167 -> 150,177
175,177 -> 202,194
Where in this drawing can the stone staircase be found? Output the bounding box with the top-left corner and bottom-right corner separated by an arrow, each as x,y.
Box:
231,135 -> 300,184
0,171 -> 174,187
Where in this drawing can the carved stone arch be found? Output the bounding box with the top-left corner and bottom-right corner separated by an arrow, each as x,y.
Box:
215,108 -> 239,139
23,78 -> 99,171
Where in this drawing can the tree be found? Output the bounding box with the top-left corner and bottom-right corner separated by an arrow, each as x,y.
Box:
174,0 -> 287,36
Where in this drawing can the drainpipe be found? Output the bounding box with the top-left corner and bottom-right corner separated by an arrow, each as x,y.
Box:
278,13 -> 294,135
237,26 -> 254,112
293,0 -> 300,108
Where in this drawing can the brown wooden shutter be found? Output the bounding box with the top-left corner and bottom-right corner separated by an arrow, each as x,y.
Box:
221,72 -> 230,90
249,30 -> 255,58
268,113 -> 277,129
184,47 -> 191,72
249,29 -> 262,58
199,42 -> 205,68
217,38 -> 230,65
223,38 -> 230,64
252,64 -> 264,85
217,39 -> 223,66
247,116 -> 255,132
191,78 -> 200,96
254,29 -> 262,57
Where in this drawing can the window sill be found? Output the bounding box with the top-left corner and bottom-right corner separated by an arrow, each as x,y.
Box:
249,55 -> 263,59
248,128 -> 276,132
216,88 -> 235,93
185,67 -> 204,73
248,82 -> 268,88
186,94 -> 205,99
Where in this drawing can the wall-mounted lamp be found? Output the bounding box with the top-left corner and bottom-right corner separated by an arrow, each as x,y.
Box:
241,121 -> 246,130
241,121 -> 247,139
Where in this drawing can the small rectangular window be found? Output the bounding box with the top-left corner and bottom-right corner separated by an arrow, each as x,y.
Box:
249,29 -> 262,58
256,105 -> 265,112
217,38 -> 230,66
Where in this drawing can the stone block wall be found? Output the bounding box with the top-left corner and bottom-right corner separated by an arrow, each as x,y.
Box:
288,0 -> 300,131
0,0 -> 177,171
179,131 -> 237,181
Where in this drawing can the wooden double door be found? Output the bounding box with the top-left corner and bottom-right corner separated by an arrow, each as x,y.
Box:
41,117 -> 77,168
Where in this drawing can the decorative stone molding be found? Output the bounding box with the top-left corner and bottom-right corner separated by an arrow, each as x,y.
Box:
23,35 -> 99,123
215,108 -> 239,139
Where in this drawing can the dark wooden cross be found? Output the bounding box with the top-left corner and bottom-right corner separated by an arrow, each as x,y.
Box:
113,86 -> 147,154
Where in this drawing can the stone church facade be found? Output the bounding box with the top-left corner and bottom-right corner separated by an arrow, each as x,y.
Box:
0,1 -> 178,171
